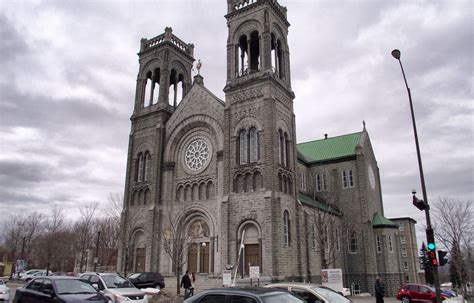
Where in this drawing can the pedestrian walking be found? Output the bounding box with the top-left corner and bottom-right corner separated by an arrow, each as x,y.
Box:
375,277 -> 385,303
180,270 -> 192,299
190,272 -> 196,296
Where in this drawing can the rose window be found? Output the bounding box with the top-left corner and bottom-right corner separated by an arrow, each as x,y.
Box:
185,139 -> 210,170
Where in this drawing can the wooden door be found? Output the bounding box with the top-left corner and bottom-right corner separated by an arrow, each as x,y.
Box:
135,248 -> 145,272
244,244 -> 259,275
187,243 -> 198,273
200,242 -> 210,273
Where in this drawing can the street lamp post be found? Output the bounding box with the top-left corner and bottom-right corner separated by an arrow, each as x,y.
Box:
391,49 -> 442,303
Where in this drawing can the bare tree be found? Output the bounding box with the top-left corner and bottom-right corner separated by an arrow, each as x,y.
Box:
160,203 -> 198,295
432,197 -> 473,295
0,212 -> 44,277
73,202 -> 100,272
303,172 -> 359,272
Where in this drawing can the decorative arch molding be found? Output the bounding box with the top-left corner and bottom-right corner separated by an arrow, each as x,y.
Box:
130,228 -> 146,245
139,58 -> 163,79
233,116 -> 263,136
164,115 -> 224,163
133,142 -> 154,155
232,167 -> 264,193
236,219 -> 262,242
169,60 -> 191,84
276,119 -> 291,138
270,22 -> 288,48
174,205 -> 217,237
232,19 -> 263,42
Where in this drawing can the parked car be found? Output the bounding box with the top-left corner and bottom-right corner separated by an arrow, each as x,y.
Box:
128,272 -> 165,289
0,279 -> 10,302
21,270 -> 53,282
80,272 -> 148,303
18,269 -> 43,280
396,283 -> 448,303
13,276 -> 110,303
266,283 -> 352,303
441,289 -> 457,298
184,287 -> 305,303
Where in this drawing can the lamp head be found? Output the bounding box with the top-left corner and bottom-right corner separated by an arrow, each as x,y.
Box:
391,49 -> 401,60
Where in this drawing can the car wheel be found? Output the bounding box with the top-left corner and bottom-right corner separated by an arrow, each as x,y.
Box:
25,278 -> 31,282
153,283 -> 161,290
401,296 -> 410,303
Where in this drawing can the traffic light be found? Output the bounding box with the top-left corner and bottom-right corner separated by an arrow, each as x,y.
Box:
426,228 -> 436,251
438,250 -> 448,266
412,194 -> 427,211
426,228 -> 437,266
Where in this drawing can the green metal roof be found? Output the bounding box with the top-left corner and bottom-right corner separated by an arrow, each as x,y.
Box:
297,132 -> 362,163
372,212 -> 398,228
297,193 -> 342,216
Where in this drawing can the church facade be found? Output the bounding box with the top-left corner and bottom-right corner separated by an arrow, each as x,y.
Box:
118,0 -> 419,295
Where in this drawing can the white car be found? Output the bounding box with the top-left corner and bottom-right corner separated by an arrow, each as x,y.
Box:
0,279 -> 10,302
20,270 -> 51,282
17,269 -> 42,279
80,272 -> 148,303
266,283 -> 352,303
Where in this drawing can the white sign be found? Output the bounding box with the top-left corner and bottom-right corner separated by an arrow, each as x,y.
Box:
321,268 -> 343,292
223,270 -> 232,286
249,266 -> 260,279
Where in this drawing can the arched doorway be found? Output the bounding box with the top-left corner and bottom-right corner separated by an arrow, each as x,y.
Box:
187,219 -> 211,274
131,231 -> 146,272
238,222 -> 261,276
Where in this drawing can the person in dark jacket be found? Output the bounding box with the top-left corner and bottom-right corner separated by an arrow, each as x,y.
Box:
180,270 -> 192,299
375,277 -> 385,303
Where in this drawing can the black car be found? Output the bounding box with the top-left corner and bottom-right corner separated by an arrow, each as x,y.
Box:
13,276 -> 110,303
184,287 -> 305,303
128,272 -> 165,289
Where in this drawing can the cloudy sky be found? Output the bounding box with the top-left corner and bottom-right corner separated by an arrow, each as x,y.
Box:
1,0 -> 472,241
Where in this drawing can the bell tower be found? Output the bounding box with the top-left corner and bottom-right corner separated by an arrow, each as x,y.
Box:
119,28 -> 194,273
222,0 -> 300,278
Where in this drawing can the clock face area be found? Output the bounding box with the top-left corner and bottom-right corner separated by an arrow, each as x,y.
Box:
368,164 -> 376,189
183,137 -> 212,173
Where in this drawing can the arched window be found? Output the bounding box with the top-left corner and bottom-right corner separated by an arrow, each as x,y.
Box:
185,185 -> 192,202
199,183 -> 206,200
144,189 -> 150,205
253,171 -> 263,190
176,186 -> 184,202
244,173 -> 252,192
249,127 -> 258,163
192,183 -> 199,201
137,153 -> 144,182
283,210 -> 290,246
249,31 -> 260,73
206,181 -> 214,199
237,35 -> 248,77
284,133 -> 290,167
137,190 -> 143,205
239,130 -> 248,164
278,173 -> 283,192
278,130 -> 283,164
144,152 -> 151,181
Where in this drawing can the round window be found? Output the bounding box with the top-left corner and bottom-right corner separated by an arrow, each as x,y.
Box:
184,139 -> 210,171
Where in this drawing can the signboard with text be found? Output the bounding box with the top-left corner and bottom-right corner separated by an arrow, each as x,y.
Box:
321,268 -> 343,292
249,266 -> 260,279
223,270 -> 232,286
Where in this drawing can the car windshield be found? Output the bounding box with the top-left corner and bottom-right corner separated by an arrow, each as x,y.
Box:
128,273 -> 141,279
312,287 -> 351,303
262,292 -> 305,303
102,275 -> 134,288
56,279 -> 98,295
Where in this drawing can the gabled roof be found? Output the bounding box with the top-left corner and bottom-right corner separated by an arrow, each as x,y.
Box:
372,212 -> 398,229
297,132 -> 362,163
297,193 -> 342,216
